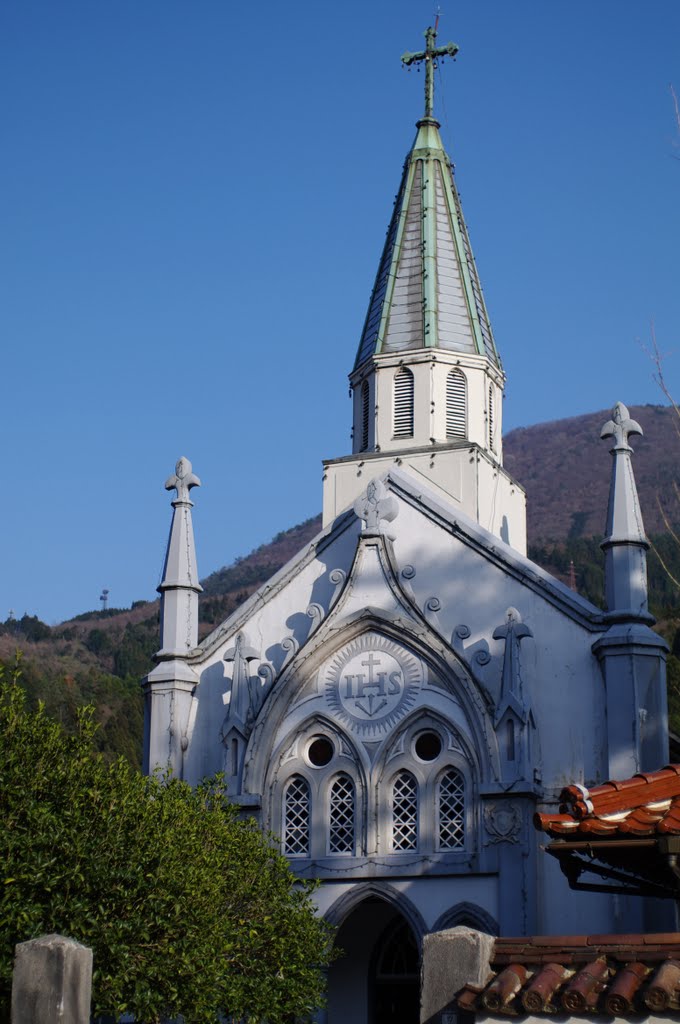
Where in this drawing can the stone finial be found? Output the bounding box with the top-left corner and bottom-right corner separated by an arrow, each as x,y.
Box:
600,402 -> 642,452
165,456 -> 201,503
493,607 -> 533,714
353,478 -> 398,533
223,632 -> 259,728
599,402 -> 650,621
144,456 -> 202,776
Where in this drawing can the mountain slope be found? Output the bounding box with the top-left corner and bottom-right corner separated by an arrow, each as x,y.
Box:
4,404 -> 680,765
504,404 -> 680,543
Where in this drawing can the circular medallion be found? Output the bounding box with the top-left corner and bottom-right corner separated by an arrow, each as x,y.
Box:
324,635 -> 422,736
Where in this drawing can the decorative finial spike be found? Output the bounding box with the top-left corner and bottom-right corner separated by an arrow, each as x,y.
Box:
354,478 -> 398,533
600,402 -> 650,620
401,23 -> 459,121
600,402 -> 643,452
165,456 -> 201,502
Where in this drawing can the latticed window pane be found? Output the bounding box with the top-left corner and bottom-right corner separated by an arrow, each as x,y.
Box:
446,369 -> 467,438
361,380 -> 370,451
329,773 -> 355,854
438,769 -> 465,849
393,367 -> 414,438
488,383 -> 495,451
283,775 -> 310,856
392,771 -> 418,851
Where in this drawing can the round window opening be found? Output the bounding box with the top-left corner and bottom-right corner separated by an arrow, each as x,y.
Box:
414,731 -> 442,762
307,736 -> 334,767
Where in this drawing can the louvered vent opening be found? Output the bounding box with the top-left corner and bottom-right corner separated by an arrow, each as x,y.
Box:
446,369 -> 467,438
488,383 -> 495,451
393,367 -> 414,439
361,380 -> 370,451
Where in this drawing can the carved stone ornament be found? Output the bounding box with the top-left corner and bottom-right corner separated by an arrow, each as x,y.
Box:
601,401 -> 642,453
324,634 -> 422,737
484,802 -> 522,844
353,478 -> 398,532
165,456 -> 201,503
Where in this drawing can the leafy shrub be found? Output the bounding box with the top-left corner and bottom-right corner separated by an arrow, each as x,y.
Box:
0,670 -> 333,1022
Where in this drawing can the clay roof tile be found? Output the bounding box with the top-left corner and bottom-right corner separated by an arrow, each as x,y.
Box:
644,959 -> 680,1012
561,958 -> 609,1013
482,965 -> 528,1013
520,963 -> 571,1013
602,962 -> 648,1016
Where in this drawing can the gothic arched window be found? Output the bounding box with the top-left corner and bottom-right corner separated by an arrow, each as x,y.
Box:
392,770 -> 418,851
329,772 -> 355,854
283,774 -> 310,856
437,768 -> 465,850
361,380 -> 370,451
393,367 -> 414,439
446,369 -> 467,439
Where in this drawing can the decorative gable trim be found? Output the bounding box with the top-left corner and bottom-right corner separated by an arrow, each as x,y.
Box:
385,466 -> 607,632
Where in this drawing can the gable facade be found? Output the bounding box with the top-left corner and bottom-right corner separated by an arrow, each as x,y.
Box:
142,26 -> 670,1024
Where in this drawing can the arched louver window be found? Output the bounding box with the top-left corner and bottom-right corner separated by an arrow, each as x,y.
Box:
488,383 -> 495,451
393,367 -> 414,439
446,369 -> 467,439
361,380 -> 370,451
392,770 -> 418,851
329,773 -> 355,854
438,768 -> 465,850
283,775 -> 310,856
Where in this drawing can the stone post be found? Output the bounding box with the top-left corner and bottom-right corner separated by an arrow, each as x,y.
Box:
11,934 -> 92,1024
420,926 -> 494,1024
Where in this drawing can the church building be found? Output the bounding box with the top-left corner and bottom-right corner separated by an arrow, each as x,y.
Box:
143,26 -> 670,1024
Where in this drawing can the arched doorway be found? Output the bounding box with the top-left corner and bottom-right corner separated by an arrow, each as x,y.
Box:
327,897 -> 420,1024
370,917 -> 420,1024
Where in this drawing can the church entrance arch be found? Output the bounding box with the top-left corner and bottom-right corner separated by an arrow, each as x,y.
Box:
327,895 -> 420,1024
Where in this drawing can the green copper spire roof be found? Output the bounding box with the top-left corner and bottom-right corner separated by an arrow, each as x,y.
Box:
354,26 -> 501,372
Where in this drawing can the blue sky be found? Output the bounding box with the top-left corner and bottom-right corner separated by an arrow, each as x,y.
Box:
1,1 -> 679,624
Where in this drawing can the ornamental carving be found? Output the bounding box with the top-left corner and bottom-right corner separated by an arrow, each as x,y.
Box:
483,802 -> 522,844
324,634 -> 422,737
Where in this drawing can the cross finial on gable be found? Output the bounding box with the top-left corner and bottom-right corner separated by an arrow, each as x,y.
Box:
493,606 -> 533,721
600,402 -> 643,453
353,478 -> 398,533
165,456 -> 201,504
402,22 -> 459,120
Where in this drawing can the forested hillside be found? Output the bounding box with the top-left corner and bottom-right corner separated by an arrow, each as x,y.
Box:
6,404 -> 680,766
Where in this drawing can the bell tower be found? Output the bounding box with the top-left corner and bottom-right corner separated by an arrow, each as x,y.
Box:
323,25 -> 526,553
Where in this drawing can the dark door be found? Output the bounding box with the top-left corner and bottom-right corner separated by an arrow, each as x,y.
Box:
371,919 -> 420,1024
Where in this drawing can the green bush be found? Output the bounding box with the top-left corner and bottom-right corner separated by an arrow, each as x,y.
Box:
0,668 -> 332,1022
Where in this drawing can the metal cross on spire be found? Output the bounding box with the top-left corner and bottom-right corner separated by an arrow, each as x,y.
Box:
401,21 -> 459,120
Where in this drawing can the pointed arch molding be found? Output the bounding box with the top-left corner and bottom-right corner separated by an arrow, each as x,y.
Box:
324,881 -> 428,944
243,604 -> 501,798
431,901 -> 499,937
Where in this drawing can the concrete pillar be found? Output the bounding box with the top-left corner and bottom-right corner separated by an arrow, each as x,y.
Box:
420,926 -> 494,1024
11,934 -> 92,1024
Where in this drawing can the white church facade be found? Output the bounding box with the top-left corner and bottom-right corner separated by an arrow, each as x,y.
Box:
143,27 -> 670,1024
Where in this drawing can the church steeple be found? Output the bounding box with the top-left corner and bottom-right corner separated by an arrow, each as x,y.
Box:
349,25 -> 505,466
355,27 -> 500,372
323,26 -> 525,553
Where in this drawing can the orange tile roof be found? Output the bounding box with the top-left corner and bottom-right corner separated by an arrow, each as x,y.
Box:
458,935 -> 680,1016
535,765 -> 680,839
